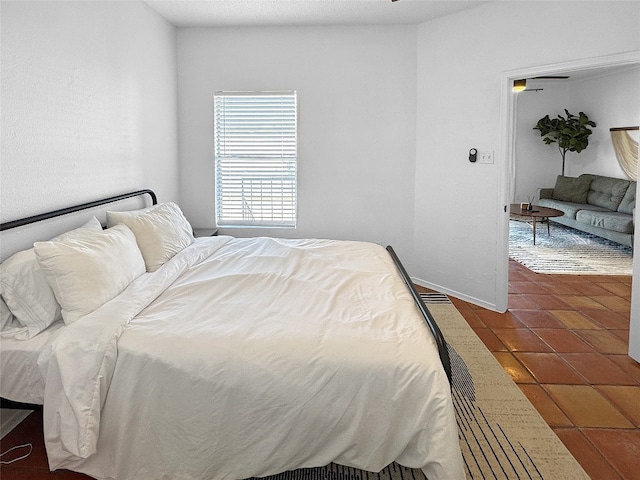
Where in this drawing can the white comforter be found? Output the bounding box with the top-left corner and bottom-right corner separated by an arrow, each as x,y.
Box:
38,236 -> 463,480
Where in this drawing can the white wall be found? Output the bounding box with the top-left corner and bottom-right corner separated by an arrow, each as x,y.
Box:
0,1 -> 179,222
514,67 -> 640,203
3,1 -> 639,337
415,1 -> 640,311
176,26 -> 417,260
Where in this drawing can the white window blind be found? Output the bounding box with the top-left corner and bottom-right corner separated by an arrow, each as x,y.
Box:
214,91 -> 297,227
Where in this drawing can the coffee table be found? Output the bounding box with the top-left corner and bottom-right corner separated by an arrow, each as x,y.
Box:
509,204 -> 564,245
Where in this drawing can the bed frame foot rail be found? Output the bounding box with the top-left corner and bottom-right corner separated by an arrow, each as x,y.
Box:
386,246 -> 452,385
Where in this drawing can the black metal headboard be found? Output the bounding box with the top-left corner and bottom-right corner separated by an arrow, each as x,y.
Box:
0,189 -> 157,232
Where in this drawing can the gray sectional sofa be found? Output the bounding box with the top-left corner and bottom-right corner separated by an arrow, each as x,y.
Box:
538,174 -> 636,247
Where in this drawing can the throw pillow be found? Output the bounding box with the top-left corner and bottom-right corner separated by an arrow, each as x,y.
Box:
552,175 -> 592,203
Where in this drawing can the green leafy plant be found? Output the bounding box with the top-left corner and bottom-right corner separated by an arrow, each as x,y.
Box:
533,109 -> 596,176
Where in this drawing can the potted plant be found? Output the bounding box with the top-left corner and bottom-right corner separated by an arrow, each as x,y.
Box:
533,109 -> 596,176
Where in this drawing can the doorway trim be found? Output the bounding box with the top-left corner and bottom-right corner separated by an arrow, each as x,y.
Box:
497,50 -> 640,313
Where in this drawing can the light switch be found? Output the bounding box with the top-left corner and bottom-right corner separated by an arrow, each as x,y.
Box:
479,151 -> 494,164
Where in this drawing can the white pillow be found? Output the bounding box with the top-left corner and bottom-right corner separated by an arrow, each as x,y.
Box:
34,224 -> 146,325
0,216 -> 103,337
106,202 -> 194,272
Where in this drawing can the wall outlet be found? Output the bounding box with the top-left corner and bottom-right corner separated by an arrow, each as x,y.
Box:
479,151 -> 494,164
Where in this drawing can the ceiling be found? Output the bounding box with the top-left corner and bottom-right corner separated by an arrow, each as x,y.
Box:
144,0 -> 487,28
143,1 -> 638,87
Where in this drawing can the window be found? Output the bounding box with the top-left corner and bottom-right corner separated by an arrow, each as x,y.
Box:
214,91 -> 297,227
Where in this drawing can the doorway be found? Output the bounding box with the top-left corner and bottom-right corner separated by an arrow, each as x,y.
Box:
498,51 -> 640,357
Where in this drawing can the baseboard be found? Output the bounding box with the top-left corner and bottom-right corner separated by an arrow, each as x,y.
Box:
411,276 -> 499,312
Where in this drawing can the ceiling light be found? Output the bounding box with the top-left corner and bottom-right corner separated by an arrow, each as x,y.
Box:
513,79 -> 527,92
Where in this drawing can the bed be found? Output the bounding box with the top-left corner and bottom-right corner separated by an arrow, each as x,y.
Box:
0,190 -> 464,480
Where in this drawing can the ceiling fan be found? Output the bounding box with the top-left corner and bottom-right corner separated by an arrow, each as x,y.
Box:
513,75 -> 570,92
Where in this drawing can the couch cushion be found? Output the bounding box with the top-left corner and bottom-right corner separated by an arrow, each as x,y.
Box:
538,198 -> 608,220
586,175 -> 630,211
552,175 -> 592,203
617,181 -> 636,215
576,209 -> 634,234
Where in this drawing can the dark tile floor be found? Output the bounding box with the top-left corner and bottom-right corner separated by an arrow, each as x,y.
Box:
1,259 -> 638,479
450,259 -> 639,480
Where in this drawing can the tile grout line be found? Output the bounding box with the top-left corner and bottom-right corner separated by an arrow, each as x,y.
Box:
458,259 -> 637,480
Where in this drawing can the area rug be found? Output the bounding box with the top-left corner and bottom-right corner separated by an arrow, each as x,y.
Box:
509,219 -> 633,275
252,294 -> 589,480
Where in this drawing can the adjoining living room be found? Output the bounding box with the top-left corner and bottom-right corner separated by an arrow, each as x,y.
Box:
510,65 -> 639,277
484,61 -> 640,480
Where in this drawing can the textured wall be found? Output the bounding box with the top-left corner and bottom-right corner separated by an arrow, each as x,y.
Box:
1,1 -> 179,223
